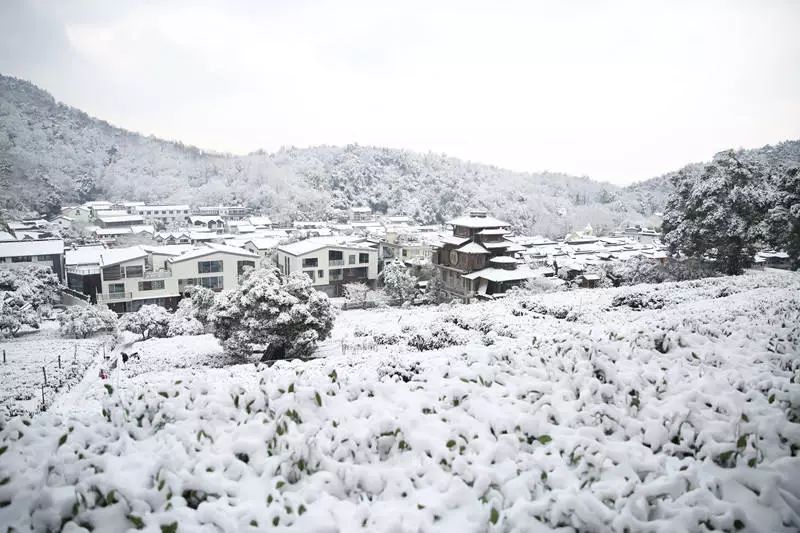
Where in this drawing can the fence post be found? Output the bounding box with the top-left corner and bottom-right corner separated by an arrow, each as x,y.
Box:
2,349 -> 5,364
41,383 -> 45,407
58,353 -> 61,369
42,366 -> 47,387
74,345 -> 78,363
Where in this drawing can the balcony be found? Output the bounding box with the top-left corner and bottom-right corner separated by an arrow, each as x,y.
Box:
329,259 -> 344,266
97,292 -> 132,304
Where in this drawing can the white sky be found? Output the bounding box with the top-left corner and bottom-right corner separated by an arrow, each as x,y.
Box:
1,0 -> 799,184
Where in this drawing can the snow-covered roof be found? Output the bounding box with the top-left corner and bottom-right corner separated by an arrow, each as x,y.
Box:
188,216 -> 224,224
483,241 -> 511,249
249,216 -> 273,226
350,206 -> 372,213
438,235 -> 470,246
234,224 -> 256,233
477,228 -> 509,236
0,231 -> 16,242
95,215 -> 144,225
489,256 -> 518,264
169,243 -> 258,263
136,204 -> 190,211
278,237 -> 374,256
130,225 -> 156,234
505,244 -> 527,253
446,215 -> 510,229
94,228 -> 132,236
457,242 -> 490,254
462,266 -> 547,282
0,239 -> 64,257
99,247 -> 147,267
66,246 -> 105,266
757,251 -> 790,259
246,238 -> 281,250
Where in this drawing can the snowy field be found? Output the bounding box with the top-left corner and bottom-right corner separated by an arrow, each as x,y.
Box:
0,321 -> 113,417
1,271 -> 799,532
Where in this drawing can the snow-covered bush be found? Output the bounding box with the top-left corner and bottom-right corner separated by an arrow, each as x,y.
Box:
382,261 -> 417,302
166,301 -> 205,337
616,256 -> 719,285
0,292 -> 39,338
407,322 -> 466,351
343,282 -> 369,305
119,304 -> 172,340
611,288 -> 666,310
184,286 -> 216,325
209,268 -> 334,360
0,265 -> 61,312
522,276 -> 564,293
57,305 -> 118,339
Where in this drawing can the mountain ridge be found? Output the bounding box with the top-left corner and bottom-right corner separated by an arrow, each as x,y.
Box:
1,74 -> 797,237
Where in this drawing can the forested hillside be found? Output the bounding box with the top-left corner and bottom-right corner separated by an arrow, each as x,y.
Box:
1,74 -> 797,237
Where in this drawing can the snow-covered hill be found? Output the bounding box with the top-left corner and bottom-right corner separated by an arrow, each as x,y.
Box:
1,271 -> 799,532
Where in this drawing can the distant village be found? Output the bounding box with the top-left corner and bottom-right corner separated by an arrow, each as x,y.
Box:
0,201 -> 791,313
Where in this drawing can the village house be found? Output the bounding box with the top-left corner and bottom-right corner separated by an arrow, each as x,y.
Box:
433,210 -> 542,302
194,205 -> 251,221
0,238 -> 66,281
95,212 -> 146,228
244,238 -> 281,261
60,205 -> 92,223
187,215 -> 225,231
133,205 -> 191,226
275,238 -> 378,297
94,243 -> 257,313
349,206 -> 374,222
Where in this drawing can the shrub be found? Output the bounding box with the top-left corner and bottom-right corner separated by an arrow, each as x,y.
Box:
611,289 -> 666,310
120,304 -> 172,340
407,322 -> 466,351
209,268 -> 334,360
58,305 -> 118,339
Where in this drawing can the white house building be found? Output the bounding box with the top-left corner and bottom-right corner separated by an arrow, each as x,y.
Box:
133,205 -> 190,226
94,243 -> 257,313
0,238 -> 66,281
275,238 -> 378,297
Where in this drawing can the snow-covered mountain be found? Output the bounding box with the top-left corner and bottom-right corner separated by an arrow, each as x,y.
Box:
1,74 -> 797,236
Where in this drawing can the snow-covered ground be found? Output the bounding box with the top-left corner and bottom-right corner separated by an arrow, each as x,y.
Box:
1,270 -> 799,532
0,321 -> 113,417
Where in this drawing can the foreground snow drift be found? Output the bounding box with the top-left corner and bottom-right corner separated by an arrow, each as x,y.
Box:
1,272 -> 799,532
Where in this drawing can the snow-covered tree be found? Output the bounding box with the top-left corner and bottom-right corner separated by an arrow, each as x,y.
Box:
58,305 -> 118,339
119,304 -> 172,340
424,271 -> 449,304
663,151 -> 770,274
166,299 -> 205,337
209,268 -> 334,360
0,264 -> 61,311
343,282 -> 369,305
382,261 -> 417,302
183,286 -> 216,325
0,291 -> 39,338
765,166 -> 800,268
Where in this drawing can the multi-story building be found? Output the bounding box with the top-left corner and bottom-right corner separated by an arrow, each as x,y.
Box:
349,206 -> 373,222
194,205 -> 251,221
93,243 -> 258,313
378,230 -> 435,269
133,205 -> 191,226
433,210 -> 539,302
0,238 -> 66,281
275,238 -> 378,297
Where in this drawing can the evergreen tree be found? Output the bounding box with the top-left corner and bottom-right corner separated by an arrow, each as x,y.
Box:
765,167 -> 800,268
209,268 -> 334,360
662,151 -> 770,275
381,261 -> 417,302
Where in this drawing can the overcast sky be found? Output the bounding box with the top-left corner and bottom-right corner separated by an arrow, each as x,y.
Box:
1,0 -> 799,184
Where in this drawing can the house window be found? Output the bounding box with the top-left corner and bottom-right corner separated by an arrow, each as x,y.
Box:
302,257 -> 318,268
199,276 -> 224,291
402,249 -> 408,257
330,268 -> 342,281
178,278 -> 197,292
237,260 -> 256,276
284,257 -> 290,274
304,270 -> 315,281
318,270 -> 324,279
138,280 -> 165,291
108,283 -> 125,294
37,255 -> 51,261
198,260 -> 223,273
12,256 -> 32,263
348,254 -> 356,265
102,265 -> 122,281
125,265 -> 143,278
359,253 -> 369,264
